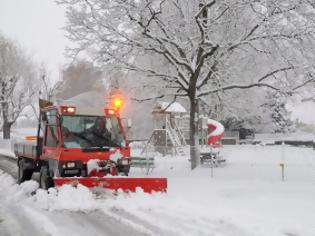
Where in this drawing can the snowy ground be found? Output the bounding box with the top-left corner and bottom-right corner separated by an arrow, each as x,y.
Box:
0,142 -> 314,236
130,145 -> 315,236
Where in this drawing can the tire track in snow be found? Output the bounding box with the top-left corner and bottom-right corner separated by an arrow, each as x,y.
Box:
6,193 -> 154,236
22,206 -> 154,236
0,156 -> 157,236
103,200 -> 252,236
107,207 -> 176,235
60,210 -> 152,236
2,203 -> 49,236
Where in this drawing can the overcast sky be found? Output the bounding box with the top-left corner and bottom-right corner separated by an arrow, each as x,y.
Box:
0,0 -> 69,79
0,0 -> 313,125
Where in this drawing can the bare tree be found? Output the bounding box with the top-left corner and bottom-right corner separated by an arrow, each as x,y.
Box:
29,64 -> 63,121
39,64 -> 63,101
0,34 -> 36,139
59,0 -> 315,169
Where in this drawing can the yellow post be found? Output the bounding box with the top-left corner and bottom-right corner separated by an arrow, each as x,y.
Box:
279,163 -> 285,181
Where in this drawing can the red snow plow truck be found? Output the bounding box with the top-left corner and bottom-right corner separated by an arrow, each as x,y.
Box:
14,98 -> 167,193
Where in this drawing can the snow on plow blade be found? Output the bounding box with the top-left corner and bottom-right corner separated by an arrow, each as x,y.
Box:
54,177 -> 167,193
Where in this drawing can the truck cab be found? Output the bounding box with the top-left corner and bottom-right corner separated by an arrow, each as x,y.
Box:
15,104 -> 131,189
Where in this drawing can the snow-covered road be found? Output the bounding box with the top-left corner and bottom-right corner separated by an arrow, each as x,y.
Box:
0,156 -> 17,178
0,145 -> 315,236
0,156 -> 155,236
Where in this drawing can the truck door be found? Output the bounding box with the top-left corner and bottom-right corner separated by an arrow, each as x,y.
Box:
42,109 -> 61,161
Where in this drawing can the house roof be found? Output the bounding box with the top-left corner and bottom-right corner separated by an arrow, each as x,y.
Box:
153,101 -> 186,113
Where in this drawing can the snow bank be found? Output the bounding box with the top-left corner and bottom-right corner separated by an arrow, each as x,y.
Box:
0,148 -> 16,158
0,171 -> 16,189
0,171 -> 38,202
35,185 -> 98,211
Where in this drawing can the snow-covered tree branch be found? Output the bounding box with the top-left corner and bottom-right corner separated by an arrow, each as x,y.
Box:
59,0 -> 315,169
0,34 -> 36,139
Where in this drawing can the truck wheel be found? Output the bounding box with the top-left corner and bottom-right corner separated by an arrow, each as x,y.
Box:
17,159 -> 33,184
39,166 -> 54,190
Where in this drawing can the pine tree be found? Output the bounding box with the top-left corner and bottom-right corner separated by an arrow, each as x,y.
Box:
266,91 -> 294,133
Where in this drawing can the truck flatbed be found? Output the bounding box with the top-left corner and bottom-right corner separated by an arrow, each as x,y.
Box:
14,141 -> 38,160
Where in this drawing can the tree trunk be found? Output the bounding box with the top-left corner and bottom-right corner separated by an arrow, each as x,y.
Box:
2,121 -> 12,139
189,96 -> 199,170
2,102 -> 11,139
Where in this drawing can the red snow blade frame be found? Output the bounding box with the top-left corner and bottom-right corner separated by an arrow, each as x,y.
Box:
54,177 -> 167,193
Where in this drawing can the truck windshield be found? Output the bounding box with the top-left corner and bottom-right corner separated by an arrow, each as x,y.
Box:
61,115 -> 125,148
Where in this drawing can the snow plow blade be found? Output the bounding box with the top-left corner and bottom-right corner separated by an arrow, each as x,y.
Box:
54,177 -> 167,193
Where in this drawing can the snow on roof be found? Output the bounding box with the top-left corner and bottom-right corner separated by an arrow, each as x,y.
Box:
154,101 -> 186,113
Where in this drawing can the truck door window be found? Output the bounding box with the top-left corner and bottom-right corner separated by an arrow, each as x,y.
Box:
46,126 -> 59,147
46,110 -> 57,125
45,110 -> 59,147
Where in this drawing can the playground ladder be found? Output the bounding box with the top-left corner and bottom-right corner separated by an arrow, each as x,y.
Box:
166,119 -> 181,146
174,122 -> 187,146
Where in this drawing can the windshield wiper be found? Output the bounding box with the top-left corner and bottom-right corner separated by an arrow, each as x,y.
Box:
89,131 -> 122,147
72,132 -> 122,149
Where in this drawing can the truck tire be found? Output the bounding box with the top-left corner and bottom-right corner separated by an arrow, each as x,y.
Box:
17,159 -> 33,184
39,166 -> 54,190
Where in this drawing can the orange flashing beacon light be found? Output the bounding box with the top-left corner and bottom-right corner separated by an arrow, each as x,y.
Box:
113,97 -> 123,109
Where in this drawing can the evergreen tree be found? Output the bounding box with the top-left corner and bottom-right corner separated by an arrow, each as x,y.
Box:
265,91 -> 294,133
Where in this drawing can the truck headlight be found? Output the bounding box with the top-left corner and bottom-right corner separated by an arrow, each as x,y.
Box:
67,162 -> 76,168
63,161 -> 76,169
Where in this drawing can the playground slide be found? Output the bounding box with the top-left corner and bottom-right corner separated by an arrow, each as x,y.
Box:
207,119 -> 225,145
